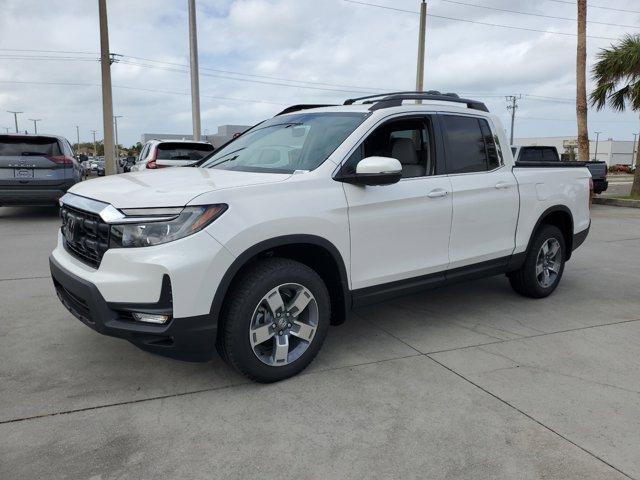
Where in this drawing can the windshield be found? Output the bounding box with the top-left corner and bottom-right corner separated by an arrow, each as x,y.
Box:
200,112 -> 368,174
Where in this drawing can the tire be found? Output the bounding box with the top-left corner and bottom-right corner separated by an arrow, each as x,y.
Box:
218,257 -> 331,383
508,225 -> 566,298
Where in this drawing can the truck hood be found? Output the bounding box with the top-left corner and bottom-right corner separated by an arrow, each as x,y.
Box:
68,167 -> 290,208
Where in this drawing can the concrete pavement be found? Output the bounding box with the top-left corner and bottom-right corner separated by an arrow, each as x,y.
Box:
1,204 -> 639,479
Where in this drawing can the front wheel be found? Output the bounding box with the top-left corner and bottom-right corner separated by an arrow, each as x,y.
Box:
508,225 -> 566,298
218,258 -> 330,383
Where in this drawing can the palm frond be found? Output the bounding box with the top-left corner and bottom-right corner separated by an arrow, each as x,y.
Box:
591,34 -> 640,113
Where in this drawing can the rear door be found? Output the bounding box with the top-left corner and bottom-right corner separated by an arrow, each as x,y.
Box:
156,142 -> 215,167
0,135 -> 71,188
441,114 -> 519,269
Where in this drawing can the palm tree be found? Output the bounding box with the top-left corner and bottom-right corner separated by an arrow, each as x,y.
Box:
591,34 -> 640,197
576,0 -> 590,162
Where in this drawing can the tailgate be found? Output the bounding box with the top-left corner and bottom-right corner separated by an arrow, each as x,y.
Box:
0,135 -> 72,187
585,161 -> 607,180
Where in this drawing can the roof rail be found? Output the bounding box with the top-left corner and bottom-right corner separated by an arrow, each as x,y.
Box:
344,91 -> 488,113
275,104 -> 338,116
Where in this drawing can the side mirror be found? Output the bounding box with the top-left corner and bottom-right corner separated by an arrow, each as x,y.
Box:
338,156 -> 402,186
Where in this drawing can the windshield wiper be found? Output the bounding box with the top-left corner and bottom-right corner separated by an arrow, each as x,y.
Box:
208,154 -> 240,168
20,151 -> 48,156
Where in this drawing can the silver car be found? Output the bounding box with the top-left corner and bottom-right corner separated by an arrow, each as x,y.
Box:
0,134 -> 82,206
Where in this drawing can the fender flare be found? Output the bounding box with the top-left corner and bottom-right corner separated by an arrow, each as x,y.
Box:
526,205 -> 574,259
209,234 -> 351,324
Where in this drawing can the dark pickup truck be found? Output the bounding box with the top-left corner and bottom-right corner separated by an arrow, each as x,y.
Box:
512,146 -> 608,194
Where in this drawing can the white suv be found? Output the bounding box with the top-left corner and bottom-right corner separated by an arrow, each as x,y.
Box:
131,139 -> 215,171
50,92 -> 591,382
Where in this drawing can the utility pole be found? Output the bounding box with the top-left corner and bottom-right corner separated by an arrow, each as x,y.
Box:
593,131 -> 601,161
505,95 -> 522,145
98,0 -> 116,175
29,118 -> 42,135
114,115 -> 122,158
415,0 -> 427,92
91,130 -> 98,157
188,0 -> 201,141
7,111 -> 22,133
75,125 -> 80,145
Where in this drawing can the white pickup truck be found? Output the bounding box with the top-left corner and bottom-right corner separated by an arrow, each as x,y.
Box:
50,92 -> 591,382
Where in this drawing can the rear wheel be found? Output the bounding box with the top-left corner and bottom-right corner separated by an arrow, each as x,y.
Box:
508,225 -> 566,298
218,257 -> 330,383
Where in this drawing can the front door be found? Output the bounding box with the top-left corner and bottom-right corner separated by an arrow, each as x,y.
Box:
341,115 -> 453,290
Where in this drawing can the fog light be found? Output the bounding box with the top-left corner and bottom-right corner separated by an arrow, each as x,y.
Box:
132,312 -> 171,324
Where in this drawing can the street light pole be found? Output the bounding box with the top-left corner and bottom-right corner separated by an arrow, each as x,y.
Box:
7,111 -> 22,133
2,127 -> 9,133
188,0 -> 202,141
594,131 -> 601,161
98,0 -> 116,175
75,125 -> 80,145
415,0 -> 427,92
114,115 -> 122,158
29,119 -> 42,135
91,130 -> 98,157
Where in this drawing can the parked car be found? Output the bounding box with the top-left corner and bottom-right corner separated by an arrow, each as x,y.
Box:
121,156 -> 137,173
512,145 -> 608,194
0,134 -> 81,206
130,140 -> 215,171
50,92 -> 591,382
96,159 -> 105,176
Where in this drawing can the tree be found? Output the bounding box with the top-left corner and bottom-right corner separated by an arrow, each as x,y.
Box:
576,0 -> 590,162
591,34 -> 640,197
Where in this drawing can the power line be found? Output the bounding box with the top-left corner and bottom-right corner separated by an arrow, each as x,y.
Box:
118,59 -> 381,95
342,0 -> 618,40
121,54 -> 384,92
0,80 -> 286,106
545,0 -> 640,14
440,0 -> 640,29
0,48 -> 97,55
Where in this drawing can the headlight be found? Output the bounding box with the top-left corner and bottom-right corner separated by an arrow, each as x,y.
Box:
109,204 -> 227,248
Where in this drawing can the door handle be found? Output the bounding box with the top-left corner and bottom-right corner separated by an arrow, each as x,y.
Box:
495,181 -> 511,190
427,189 -> 449,198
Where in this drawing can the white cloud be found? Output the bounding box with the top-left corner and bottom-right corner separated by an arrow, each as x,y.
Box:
0,0 -> 637,145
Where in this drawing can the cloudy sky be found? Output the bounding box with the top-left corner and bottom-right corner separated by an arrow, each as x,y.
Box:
0,0 -> 638,146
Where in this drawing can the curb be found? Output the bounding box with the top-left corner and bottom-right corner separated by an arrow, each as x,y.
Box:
594,197 -> 640,209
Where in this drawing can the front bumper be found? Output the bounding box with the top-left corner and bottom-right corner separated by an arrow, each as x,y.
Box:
50,255 -> 216,361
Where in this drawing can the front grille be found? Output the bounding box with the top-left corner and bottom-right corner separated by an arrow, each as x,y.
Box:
60,204 -> 110,268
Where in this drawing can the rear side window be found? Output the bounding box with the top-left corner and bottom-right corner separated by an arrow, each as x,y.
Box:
442,115 -> 502,174
542,148 -> 559,162
157,142 -> 214,160
520,148 -> 542,162
0,136 -> 61,156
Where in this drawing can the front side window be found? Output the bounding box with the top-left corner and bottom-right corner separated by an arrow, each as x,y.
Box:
200,112 -> 368,174
343,116 -> 436,178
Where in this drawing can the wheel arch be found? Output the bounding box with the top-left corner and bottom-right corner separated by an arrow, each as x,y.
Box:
527,205 -> 574,260
210,235 -> 351,330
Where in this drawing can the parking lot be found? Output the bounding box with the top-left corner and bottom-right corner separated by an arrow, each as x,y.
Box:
0,204 -> 639,479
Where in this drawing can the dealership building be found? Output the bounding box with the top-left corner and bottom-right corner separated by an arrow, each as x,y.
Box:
140,124 -> 251,149
514,136 -> 636,166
